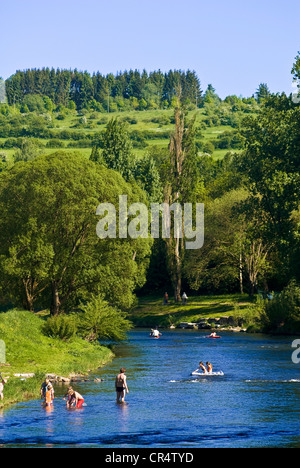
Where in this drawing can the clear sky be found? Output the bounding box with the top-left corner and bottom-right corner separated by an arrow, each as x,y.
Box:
1,0 -> 299,98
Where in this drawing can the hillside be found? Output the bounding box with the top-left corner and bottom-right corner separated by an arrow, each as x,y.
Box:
0,70 -> 260,165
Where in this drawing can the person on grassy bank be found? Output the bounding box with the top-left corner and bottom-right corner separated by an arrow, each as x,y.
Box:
0,374 -> 7,401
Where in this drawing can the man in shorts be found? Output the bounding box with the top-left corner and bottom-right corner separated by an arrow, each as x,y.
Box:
115,368 -> 129,404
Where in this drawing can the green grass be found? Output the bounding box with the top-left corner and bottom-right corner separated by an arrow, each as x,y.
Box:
130,294 -> 256,328
0,107 -> 247,163
0,309 -> 113,408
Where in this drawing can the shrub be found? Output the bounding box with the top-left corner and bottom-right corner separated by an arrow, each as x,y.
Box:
78,295 -> 133,342
46,139 -> 65,148
43,315 -> 77,341
260,281 -> 300,333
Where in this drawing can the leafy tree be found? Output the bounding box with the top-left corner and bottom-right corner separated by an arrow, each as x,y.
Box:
241,94 -> 300,243
13,138 -> 43,162
239,91 -> 300,285
101,117 -> 135,181
133,154 -> 162,203
203,84 -> 221,105
22,94 -> 46,113
259,281 -> 300,333
0,152 -> 152,314
184,188 -> 273,296
163,91 -> 198,301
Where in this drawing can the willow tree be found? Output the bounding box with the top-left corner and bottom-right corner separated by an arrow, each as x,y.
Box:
0,152 -> 152,314
163,90 -> 198,302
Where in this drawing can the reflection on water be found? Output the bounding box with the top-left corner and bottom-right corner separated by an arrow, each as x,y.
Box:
0,330 -> 299,448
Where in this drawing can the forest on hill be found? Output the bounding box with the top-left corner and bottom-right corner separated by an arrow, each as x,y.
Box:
0,55 -> 299,335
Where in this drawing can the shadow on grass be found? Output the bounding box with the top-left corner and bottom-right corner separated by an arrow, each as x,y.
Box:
131,295 -> 253,327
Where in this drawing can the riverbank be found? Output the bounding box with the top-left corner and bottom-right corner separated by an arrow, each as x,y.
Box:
0,309 -> 113,409
130,294 -> 257,330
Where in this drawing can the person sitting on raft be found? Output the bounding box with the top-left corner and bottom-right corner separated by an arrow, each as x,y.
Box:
197,362 -> 207,374
206,362 -> 213,374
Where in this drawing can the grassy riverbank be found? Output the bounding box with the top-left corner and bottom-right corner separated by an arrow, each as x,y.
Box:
132,289 -> 300,335
0,309 -> 113,409
130,294 -> 257,328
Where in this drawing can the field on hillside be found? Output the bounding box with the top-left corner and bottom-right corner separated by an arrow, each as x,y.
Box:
0,104 -> 253,163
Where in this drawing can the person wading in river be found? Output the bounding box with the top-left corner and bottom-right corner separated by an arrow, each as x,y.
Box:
115,368 -> 129,404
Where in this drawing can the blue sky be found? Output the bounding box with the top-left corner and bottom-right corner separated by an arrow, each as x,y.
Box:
1,0 -> 299,98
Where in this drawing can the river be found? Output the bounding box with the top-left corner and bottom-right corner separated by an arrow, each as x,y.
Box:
0,330 -> 299,448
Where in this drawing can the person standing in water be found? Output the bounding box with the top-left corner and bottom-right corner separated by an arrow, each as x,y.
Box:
115,368 -> 129,404
44,384 -> 54,407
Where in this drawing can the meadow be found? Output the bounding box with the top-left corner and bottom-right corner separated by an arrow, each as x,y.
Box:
0,105 -> 248,164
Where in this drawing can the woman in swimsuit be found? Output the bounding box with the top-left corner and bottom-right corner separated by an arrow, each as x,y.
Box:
206,362 -> 213,374
198,362 -> 207,374
115,367 -> 129,403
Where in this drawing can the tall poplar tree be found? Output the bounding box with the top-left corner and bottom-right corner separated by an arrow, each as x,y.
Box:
163,88 -> 198,301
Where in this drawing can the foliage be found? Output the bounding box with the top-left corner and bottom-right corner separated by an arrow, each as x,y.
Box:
42,314 -> 77,341
0,309 -> 113,376
239,93 -> 300,284
78,295 -> 133,342
0,309 -> 113,407
259,281 -> 300,333
0,152 -> 152,315
101,117 -> 135,180
255,83 -> 271,104
5,68 -> 202,110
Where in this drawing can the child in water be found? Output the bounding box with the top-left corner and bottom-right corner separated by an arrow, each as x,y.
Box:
45,384 -> 54,407
67,388 -> 85,409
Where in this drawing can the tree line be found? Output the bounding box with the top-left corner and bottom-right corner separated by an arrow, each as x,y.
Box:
5,68 -> 202,111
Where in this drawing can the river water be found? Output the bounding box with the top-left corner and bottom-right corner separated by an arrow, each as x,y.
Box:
0,330 -> 299,448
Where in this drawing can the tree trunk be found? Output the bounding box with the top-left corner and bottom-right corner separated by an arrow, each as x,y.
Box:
22,278 -> 35,312
239,251 -> 244,295
50,281 -> 61,316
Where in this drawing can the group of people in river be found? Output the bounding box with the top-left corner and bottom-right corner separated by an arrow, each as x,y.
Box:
41,378 -> 86,409
40,367 -> 129,409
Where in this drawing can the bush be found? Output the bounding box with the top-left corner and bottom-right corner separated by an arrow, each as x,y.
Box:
260,281 -> 300,333
43,315 -> 77,341
78,295 -> 133,342
46,139 -> 65,148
